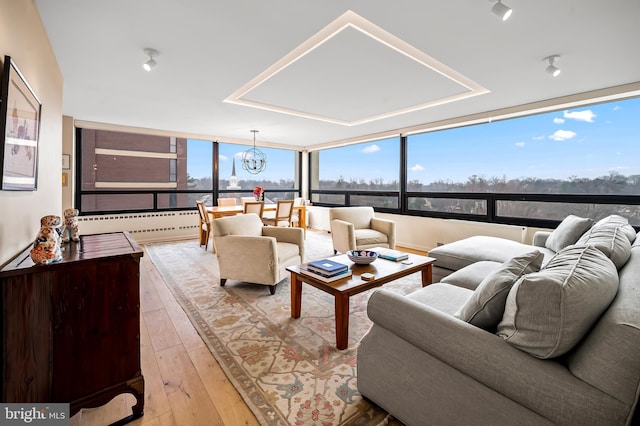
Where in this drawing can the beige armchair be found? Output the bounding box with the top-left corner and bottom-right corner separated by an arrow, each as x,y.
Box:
212,213 -> 304,295
329,206 -> 396,254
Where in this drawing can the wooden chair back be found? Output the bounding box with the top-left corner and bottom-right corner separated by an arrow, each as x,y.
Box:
217,197 -> 237,207
241,197 -> 256,206
264,200 -> 294,227
196,200 -> 212,249
243,201 -> 264,217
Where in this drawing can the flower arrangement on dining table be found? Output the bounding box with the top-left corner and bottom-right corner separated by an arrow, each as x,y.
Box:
253,186 -> 264,201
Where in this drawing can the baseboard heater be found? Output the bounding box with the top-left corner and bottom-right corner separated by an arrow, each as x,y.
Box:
78,211 -> 199,243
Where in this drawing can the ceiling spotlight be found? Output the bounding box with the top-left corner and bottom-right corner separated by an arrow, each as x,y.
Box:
544,55 -> 561,77
491,1 -> 512,21
143,48 -> 158,71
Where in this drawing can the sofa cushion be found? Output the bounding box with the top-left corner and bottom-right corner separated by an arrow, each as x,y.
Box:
406,283 -> 473,316
430,236 -> 554,273
544,215 -> 593,253
576,214 -> 634,269
454,251 -> 544,330
440,261 -> 503,290
497,245 -> 618,359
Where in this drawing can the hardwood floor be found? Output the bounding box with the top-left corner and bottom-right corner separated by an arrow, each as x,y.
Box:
71,246 -> 259,426
71,237 -> 415,425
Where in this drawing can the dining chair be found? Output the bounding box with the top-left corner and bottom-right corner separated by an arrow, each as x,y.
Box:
243,201 -> 265,217
290,197 -> 304,227
241,196 -> 256,207
262,200 -> 294,227
217,197 -> 237,207
195,200 -> 212,250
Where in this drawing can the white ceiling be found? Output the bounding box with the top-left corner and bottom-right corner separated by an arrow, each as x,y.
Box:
34,0 -> 640,149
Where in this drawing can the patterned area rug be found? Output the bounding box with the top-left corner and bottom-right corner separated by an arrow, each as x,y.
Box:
145,232 -> 421,425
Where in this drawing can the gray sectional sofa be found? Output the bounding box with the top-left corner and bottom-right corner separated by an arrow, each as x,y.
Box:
357,215 -> 640,425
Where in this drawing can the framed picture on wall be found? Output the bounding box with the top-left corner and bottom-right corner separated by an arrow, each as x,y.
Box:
0,55 -> 42,191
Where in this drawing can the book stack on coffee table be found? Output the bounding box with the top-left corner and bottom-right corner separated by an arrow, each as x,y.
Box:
299,258 -> 352,283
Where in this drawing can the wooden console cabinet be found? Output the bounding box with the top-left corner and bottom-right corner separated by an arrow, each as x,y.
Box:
0,232 -> 144,423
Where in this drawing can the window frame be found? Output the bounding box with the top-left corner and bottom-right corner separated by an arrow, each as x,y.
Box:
75,128 -> 303,215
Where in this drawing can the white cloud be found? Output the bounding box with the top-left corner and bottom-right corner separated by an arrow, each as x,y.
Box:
220,154 -> 228,161
515,141 -> 525,148
234,152 -> 244,159
549,129 -> 577,141
553,117 -> 565,124
362,144 -> 380,154
563,109 -> 596,122
410,164 -> 424,172
613,105 -> 621,111
532,135 -> 545,140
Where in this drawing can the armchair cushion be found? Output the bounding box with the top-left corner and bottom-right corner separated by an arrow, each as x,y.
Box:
213,212 -> 263,237
544,214 -> 593,253
355,228 -> 389,247
332,206 -> 374,229
276,241 -> 300,263
454,251 -> 544,330
497,245 -> 618,359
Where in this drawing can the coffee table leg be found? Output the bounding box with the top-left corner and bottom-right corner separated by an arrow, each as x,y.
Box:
291,273 -> 302,318
335,293 -> 349,350
421,264 -> 433,287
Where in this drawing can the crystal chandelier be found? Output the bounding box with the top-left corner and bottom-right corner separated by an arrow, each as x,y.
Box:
242,130 -> 267,174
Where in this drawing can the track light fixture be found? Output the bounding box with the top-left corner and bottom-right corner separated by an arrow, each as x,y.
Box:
143,48 -> 159,71
490,0 -> 512,21
544,55 -> 561,77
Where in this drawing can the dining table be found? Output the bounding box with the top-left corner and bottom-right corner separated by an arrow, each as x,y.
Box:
204,203 -> 307,253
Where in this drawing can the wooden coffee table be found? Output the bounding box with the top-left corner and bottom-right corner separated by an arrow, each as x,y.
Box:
287,251 -> 436,350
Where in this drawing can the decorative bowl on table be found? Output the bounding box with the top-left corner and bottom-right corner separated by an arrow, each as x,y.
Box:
347,250 -> 378,264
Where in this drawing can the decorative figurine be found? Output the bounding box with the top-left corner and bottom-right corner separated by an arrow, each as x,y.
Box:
30,215 -> 63,264
62,208 -> 80,243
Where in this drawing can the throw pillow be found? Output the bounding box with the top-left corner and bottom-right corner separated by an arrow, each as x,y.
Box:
576,214 -> 634,269
454,251 -> 544,330
544,215 -> 594,253
496,245 -> 618,359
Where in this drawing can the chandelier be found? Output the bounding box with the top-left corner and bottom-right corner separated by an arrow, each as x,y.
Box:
242,130 -> 267,174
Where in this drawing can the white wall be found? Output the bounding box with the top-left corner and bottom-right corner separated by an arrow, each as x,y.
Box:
0,0 -> 63,266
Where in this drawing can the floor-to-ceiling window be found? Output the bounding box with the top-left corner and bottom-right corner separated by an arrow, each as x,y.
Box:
309,137 -> 400,210
309,95 -> 640,228
76,129 -> 300,214
406,96 -> 640,226
217,142 -> 300,204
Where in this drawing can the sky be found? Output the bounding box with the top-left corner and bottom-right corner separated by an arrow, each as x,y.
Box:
187,141 -> 296,182
188,96 -> 640,184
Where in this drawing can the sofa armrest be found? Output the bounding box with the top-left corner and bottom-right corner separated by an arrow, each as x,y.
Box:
532,230 -> 552,248
263,226 -> 305,260
214,235 -> 278,283
330,219 -> 356,253
371,217 -> 396,249
366,289 -> 625,424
